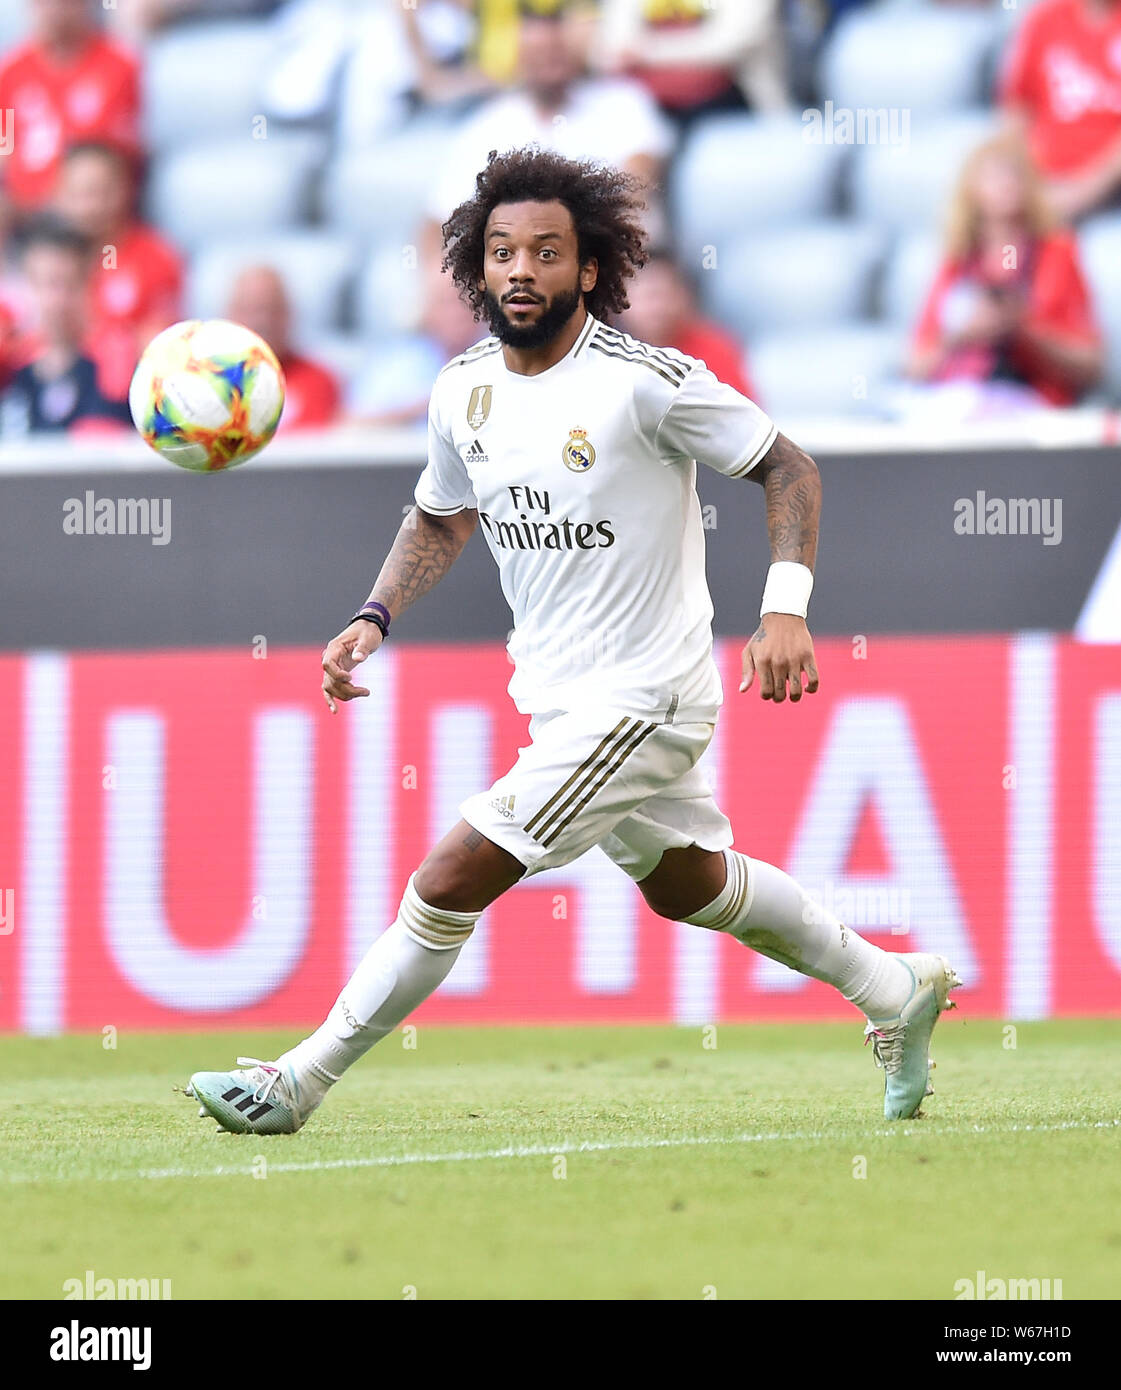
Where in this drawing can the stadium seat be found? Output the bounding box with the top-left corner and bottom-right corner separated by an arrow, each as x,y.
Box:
849,110 -> 998,232
879,229 -> 943,331
143,21 -> 279,152
1078,213 -> 1121,401
819,2 -> 1001,114
188,232 -> 360,339
670,115 -> 845,271
323,119 -> 459,251
299,332 -> 370,391
698,221 -> 888,338
334,7 -> 426,147
353,243 -> 428,337
749,323 -> 906,420
146,134 -> 321,252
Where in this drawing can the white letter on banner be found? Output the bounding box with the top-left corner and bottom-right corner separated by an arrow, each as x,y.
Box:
530,850 -> 637,995
429,703 -> 492,996
754,697 -> 979,992
21,653 -> 70,1035
1006,634 -> 1054,1020
347,651 -> 397,975
1094,692 -> 1121,973
104,709 -> 313,1010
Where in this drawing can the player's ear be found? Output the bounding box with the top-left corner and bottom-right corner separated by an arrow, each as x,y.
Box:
580,257 -> 598,294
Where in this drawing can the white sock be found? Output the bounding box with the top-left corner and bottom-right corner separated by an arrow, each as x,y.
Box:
278,874 -> 480,1091
684,850 -> 912,1018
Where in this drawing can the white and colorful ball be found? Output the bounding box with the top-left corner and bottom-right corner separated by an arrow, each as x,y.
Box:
129,319 -> 286,471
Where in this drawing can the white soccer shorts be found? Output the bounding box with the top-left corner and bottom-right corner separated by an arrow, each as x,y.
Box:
459,706 -> 734,881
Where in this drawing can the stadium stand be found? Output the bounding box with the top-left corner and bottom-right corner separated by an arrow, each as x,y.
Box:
0,0 -> 1116,435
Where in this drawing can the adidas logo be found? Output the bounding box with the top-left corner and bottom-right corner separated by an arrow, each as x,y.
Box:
466,438 -> 489,463
219,1085 -> 274,1123
489,792 -> 516,820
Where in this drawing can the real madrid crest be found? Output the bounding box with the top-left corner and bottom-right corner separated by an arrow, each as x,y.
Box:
467,384 -> 492,430
562,427 -> 596,473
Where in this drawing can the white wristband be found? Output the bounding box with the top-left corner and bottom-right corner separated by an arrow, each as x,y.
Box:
760,562 -> 814,619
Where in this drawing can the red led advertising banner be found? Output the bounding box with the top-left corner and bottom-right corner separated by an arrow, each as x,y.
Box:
1,636 -> 1119,1032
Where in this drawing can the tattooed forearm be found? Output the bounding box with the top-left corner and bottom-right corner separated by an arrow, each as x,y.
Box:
747,432 -> 821,570
367,506 -> 478,620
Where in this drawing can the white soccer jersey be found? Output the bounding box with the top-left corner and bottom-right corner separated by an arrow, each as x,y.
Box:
414,313 -> 778,723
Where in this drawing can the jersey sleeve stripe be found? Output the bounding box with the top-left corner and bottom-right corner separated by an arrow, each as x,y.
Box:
589,340 -> 683,387
416,498 -> 471,515
572,314 -> 598,356
725,419 -> 779,477
594,325 -> 689,380
441,341 -> 501,374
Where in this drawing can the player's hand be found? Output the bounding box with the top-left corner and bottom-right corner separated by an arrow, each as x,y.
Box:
321,621 -> 384,713
740,614 -> 819,704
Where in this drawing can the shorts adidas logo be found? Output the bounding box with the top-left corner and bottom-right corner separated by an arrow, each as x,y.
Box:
489,792 -> 516,820
466,438 -> 489,464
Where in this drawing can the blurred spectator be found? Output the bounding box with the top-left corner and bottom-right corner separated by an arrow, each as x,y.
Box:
226,266 -> 340,430
0,214 -> 130,435
55,141 -> 182,400
1001,0 -> 1121,221
618,248 -> 760,399
593,0 -> 789,120
399,0 -> 496,111
0,199 -> 26,380
263,0 -> 489,137
476,0 -> 596,87
906,134 -> 1102,413
348,258 -> 480,425
423,4 -> 673,240
0,0 -> 140,213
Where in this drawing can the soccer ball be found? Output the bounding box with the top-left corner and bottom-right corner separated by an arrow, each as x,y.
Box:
129,319 -> 286,471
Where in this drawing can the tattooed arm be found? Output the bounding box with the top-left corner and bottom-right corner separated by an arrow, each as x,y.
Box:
740,433 -> 821,705
321,505 -> 478,712
367,505 -> 478,622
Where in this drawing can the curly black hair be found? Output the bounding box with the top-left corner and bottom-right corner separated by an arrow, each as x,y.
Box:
441,146 -> 648,321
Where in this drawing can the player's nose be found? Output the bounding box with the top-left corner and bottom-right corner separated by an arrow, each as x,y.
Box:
506,251 -> 537,283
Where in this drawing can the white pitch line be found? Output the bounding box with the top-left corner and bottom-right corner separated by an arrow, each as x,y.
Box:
3,1118 -> 1117,1186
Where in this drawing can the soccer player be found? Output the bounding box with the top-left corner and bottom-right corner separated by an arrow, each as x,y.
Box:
187,148 -> 961,1136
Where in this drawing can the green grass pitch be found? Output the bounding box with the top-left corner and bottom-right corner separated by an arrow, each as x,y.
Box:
1,1018 -> 1118,1300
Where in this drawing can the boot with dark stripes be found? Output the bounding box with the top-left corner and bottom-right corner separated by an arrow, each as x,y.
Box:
186,1057 -> 322,1135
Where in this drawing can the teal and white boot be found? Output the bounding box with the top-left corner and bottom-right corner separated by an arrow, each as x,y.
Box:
186,1057 -> 323,1135
864,954 -> 962,1120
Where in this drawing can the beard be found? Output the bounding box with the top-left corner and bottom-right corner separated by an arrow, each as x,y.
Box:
483,284 -> 583,349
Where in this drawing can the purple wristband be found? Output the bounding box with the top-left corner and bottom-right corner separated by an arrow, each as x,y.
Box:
350,601 -> 390,637
358,601 -> 391,632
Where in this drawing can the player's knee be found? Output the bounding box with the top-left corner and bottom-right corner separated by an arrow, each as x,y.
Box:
413,854 -> 475,911
413,839 -> 524,913
638,845 -> 728,921
638,882 -> 700,922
